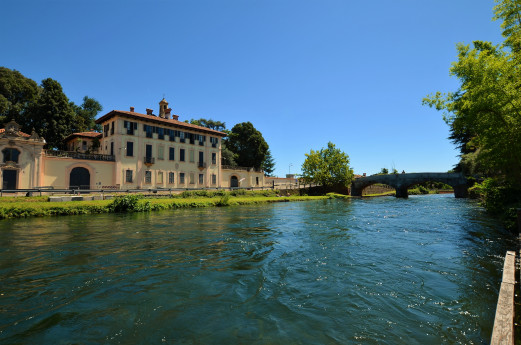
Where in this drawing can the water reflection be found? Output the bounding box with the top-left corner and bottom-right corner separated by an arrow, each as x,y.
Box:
0,195 -> 515,344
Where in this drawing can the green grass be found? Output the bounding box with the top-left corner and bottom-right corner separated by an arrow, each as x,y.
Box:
0,192 -> 330,220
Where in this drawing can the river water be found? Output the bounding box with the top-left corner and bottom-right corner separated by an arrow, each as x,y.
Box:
0,195 -> 516,344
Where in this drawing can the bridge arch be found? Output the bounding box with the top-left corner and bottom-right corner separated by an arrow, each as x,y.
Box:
351,173 -> 468,198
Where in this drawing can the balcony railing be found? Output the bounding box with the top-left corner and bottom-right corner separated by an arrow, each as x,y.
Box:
144,157 -> 155,165
222,165 -> 263,173
44,150 -> 115,161
198,161 -> 207,169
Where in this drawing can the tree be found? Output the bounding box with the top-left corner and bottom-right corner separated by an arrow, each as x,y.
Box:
71,96 -> 103,132
262,149 -> 276,176
227,122 -> 269,169
187,118 -> 226,132
27,78 -> 77,149
379,168 -> 389,175
301,142 -> 354,187
0,67 -> 39,124
423,0 -> 521,184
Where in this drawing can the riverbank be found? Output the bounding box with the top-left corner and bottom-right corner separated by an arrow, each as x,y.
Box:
0,192 -> 329,219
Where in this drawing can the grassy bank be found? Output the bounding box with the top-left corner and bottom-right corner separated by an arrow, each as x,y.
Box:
0,191 -> 329,220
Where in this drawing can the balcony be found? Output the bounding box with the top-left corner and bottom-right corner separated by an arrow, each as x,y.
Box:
144,156 -> 155,166
44,150 -> 115,162
198,161 -> 207,170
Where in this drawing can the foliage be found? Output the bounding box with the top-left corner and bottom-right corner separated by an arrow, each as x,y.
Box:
0,67 -> 39,124
0,67 -> 103,148
379,168 -> 389,175
107,194 -> 150,213
262,149 -> 276,176
71,96 -> 103,132
227,122 -> 269,169
422,0 -> 521,183
187,118 -> 227,132
301,142 -> 354,187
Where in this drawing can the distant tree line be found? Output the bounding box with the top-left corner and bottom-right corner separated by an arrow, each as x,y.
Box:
0,67 -> 103,149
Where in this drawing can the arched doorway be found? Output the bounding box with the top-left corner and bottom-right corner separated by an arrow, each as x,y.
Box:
230,176 -> 238,188
70,167 -> 90,190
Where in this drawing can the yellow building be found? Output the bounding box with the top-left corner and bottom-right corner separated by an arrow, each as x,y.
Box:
0,99 -> 267,191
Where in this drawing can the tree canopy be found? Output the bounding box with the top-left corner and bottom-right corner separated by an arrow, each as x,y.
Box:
261,149 -> 276,176
423,0 -> 521,184
226,121 -> 270,170
0,67 -> 103,149
301,142 -> 354,187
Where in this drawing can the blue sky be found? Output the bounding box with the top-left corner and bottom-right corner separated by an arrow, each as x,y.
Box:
1,0 -> 503,176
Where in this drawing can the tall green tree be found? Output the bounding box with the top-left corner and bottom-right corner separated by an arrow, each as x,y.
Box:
28,78 -> 77,149
423,0 -> 521,184
262,149 -> 276,176
301,142 -> 354,187
0,67 -> 39,124
227,122 -> 269,169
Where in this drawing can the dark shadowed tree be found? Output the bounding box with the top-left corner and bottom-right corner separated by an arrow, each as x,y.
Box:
0,67 -> 39,124
227,122 -> 269,169
28,78 -> 77,149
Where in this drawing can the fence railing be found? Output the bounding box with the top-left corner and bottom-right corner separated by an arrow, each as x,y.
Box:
44,150 -> 115,161
0,183 -> 320,197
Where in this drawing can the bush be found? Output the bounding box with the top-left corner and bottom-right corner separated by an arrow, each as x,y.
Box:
108,194 -> 150,213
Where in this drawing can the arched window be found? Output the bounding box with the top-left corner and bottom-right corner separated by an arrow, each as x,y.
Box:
2,148 -> 20,163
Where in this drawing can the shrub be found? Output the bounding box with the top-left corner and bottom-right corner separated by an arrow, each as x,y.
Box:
108,194 -> 149,213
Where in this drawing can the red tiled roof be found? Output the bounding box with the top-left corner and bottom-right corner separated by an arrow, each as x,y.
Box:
95,110 -> 227,137
64,132 -> 102,142
0,128 -> 31,138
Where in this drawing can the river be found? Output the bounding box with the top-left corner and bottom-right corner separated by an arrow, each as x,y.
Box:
0,194 -> 516,344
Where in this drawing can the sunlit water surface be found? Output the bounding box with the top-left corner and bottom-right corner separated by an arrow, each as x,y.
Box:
0,195 -> 516,344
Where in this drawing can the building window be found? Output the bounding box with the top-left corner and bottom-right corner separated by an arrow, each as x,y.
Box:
180,149 -> 185,162
212,152 -> 216,165
169,147 -> 175,161
145,171 -> 152,184
157,127 -> 164,140
110,121 -> 114,135
110,142 -> 114,156
169,172 -> 175,184
256,177 -> 259,185
144,125 -> 153,138
126,141 -> 134,157
190,173 -> 195,184
157,171 -> 163,184
189,150 -> 194,163
211,174 -> 217,185
125,170 -> 133,183
2,148 -> 20,163
210,137 -> 218,148
124,121 -> 137,135
180,173 -> 185,184
158,145 -> 164,160
198,134 -> 205,146
103,124 -> 109,137
82,141 -> 87,151
198,174 -> 204,184
179,131 -> 185,143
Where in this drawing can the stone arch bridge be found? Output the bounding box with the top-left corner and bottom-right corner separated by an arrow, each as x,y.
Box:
351,172 -> 468,198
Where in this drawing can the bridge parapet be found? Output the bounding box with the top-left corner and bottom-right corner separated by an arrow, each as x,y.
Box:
351,172 -> 468,198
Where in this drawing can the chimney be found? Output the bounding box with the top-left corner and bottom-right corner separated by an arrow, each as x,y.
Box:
164,108 -> 172,119
130,107 -> 135,112
146,108 -> 153,115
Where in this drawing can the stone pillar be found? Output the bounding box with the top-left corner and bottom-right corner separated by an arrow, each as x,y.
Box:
453,184 -> 468,198
395,186 -> 408,198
